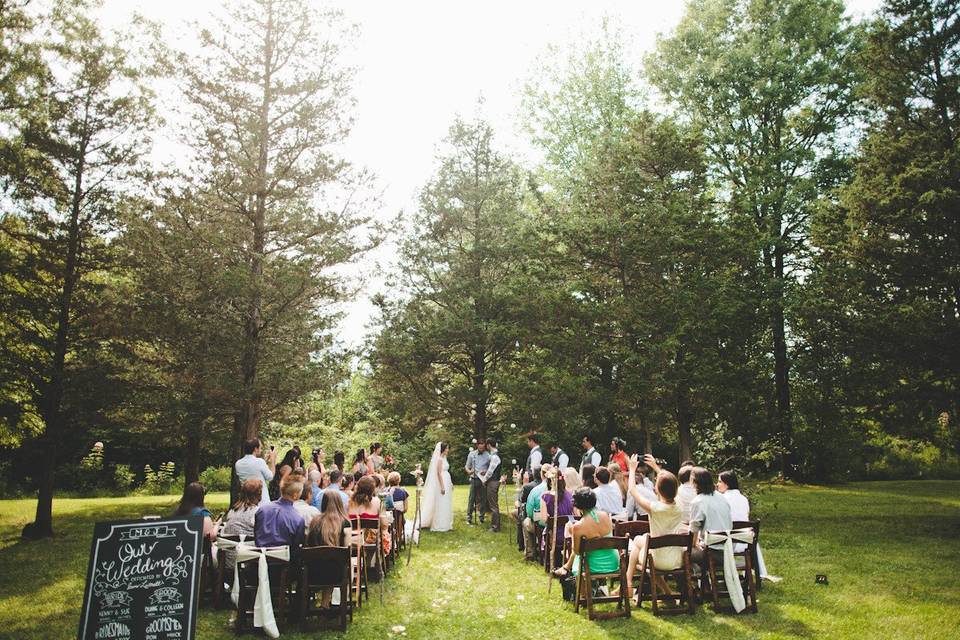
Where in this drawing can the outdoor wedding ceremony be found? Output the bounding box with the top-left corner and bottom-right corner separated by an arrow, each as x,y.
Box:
0,0 -> 958,639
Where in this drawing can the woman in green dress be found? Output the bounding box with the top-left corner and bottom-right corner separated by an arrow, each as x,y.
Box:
552,487 -> 620,577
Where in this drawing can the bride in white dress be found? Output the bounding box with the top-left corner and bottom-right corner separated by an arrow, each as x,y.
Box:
420,442 -> 453,532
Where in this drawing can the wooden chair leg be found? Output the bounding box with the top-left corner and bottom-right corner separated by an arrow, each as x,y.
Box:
650,565 -> 659,616
584,567 -> 594,620
620,562 -> 631,617
574,571 -> 582,614
745,551 -> 758,613
684,554 -> 696,614
708,553 -> 721,611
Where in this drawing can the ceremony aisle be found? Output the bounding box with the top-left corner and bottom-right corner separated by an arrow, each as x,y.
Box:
0,482 -> 958,639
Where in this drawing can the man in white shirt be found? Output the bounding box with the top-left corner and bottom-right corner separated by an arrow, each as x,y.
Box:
592,467 -> 626,517
235,438 -> 276,505
525,433 -> 543,478
549,444 -> 569,470
579,434 -> 602,472
676,465 -> 698,525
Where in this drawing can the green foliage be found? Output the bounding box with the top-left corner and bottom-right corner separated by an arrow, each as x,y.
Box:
139,462 -> 179,496
112,465 -> 135,493
198,466 -> 232,492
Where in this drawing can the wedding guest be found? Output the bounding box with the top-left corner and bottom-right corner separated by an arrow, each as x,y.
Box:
593,467 -> 626,517
341,472 -> 356,499
293,480 -> 321,525
222,479 -> 262,537
718,470 -> 773,578
562,466 -> 582,492
328,470 -> 350,508
580,434 -> 602,472
369,443 -> 384,474
220,479 -> 262,572
234,438 -> 276,505
308,470 -> 323,509
609,437 -> 628,474
387,472 -> 409,513
306,488 -> 354,609
522,464 -> 551,560
174,482 -> 217,542
676,465 -> 697,525
552,487 -> 619,579
581,463 -> 598,489
539,469 -> 573,567
255,477 -> 306,551
333,450 -> 346,473
622,454 -> 684,598
349,476 -> 391,559
373,473 -> 395,511
269,448 -> 302,501
608,463 -> 628,501
479,438 -> 502,532
550,443 -> 570,470
515,467 -> 541,553
688,468 -> 732,570
351,449 -> 369,476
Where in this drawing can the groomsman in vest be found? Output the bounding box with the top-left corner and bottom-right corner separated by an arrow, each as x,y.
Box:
580,434 -> 602,472
550,443 -> 569,470
525,433 -> 543,479
466,439 -> 490,524
478,438 -> 501,532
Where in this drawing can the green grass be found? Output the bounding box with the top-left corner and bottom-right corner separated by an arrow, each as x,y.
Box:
1,481 -> 958,639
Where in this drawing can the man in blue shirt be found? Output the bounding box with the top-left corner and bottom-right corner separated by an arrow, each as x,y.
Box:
255,477 -> 305,555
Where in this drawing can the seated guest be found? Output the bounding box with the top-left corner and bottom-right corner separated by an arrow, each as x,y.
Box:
580,463 -> 597,489
622,454 -> 684,598
608,463 -> 628,502
255,477 -> 306,552
328,470 -> 350,508
514,468 -> 540,553
676,464 -> 697,526
222,479 -> 262,538
688,467 -> 732,570
174,482 -> 218,542
593,467 -> 626,517
372,473 -> 395,511
341,472 -> 356,500
349,476 -> 390,559
306,488 -> 354,609
308,470 -> 323,509
551,487 -> 619,578
294,480 -> 321,525
386,472 -> 409,513
562,466 -> 582,492
220,479 -> 262,572
718,470 -> 773,579
522,465 -> 550,561
539,469 -> 573,566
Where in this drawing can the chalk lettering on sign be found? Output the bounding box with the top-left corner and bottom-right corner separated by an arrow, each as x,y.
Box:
149,586 -> 182,605
94,622 -> 131,639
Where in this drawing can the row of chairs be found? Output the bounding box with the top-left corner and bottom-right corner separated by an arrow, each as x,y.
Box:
529,513 -> 761,620
199,508 -> 408,633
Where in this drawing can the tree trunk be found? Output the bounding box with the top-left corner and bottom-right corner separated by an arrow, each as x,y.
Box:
772,248 -> 794,477
640,415 -> 653,455
599,357 -> 617,443
236,0 -> 275,456
674,347 -> 694,463
184,425 -> 202,485
27,146 -> 86,539
472,350 -> 487,442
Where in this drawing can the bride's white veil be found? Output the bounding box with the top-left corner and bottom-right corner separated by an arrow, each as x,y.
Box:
420,442 -> 442,528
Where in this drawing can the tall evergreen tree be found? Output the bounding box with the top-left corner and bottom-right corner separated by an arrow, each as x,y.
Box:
648,0 -> 861,475
0,0 -> 155,537
176,0 -> 376,472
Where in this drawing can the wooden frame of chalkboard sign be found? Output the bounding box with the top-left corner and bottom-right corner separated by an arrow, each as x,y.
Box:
77,515 -> 204,640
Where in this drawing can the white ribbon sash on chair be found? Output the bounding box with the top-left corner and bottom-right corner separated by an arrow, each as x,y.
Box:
703,528 -> 756,613
218,537 -> 289,639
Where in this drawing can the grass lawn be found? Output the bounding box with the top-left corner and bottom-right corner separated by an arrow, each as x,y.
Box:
1,481 -> 958,639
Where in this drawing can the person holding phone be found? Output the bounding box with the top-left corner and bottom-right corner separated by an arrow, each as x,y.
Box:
235,438 -> 277,505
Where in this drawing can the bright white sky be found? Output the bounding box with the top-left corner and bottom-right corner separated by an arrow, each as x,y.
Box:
100,0 -> 881,352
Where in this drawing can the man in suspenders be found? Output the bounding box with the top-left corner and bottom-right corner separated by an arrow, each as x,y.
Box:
580,434 -> 602,472
525,433 -> 543,479
550,443 -> 569,470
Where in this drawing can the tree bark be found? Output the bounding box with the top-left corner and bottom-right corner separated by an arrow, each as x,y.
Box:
772,248 -> 794,477
472,350 -> 487,442
184,424 -> 202,485
599,357 -> 617,443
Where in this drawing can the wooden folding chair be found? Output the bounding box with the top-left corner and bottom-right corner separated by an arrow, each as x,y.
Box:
393,509 -> 406,552
635,532 -> 696,615
733,520 -> 762,591
212,533 -> 242,609
574,536 -> 631,620
198,537 -> 215,608
706,528 -> 758,614
614,519 -> 650,540
235,552 -> 291,633
351,516 -> 384,604
542,515 -> 571,574
298,546 -> 353,632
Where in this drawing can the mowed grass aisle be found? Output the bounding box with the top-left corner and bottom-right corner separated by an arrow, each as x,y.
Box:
1,481 -> 959,640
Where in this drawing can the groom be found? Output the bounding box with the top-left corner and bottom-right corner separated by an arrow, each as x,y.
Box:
477,438 -> 501,532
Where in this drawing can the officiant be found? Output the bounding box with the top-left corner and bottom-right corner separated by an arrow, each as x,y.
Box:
466,439 -> 490,525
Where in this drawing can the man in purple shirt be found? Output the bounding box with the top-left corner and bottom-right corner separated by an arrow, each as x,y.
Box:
255,477 -> 305,554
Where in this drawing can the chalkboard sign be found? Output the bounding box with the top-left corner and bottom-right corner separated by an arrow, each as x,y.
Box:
78,516 -> 204,640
